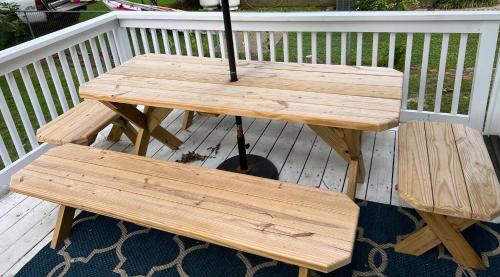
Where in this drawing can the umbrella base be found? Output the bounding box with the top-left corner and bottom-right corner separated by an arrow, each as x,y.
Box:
217,154 -> 279,180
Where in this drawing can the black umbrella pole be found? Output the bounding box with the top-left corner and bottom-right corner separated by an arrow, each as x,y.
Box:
221,0 -> 237,82
221,0 -> 249,172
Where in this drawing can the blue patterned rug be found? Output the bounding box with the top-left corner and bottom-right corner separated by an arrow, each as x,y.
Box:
16,201 -> 500,277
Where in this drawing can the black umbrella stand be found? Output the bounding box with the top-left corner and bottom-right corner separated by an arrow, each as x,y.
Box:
216,0 -> 279,180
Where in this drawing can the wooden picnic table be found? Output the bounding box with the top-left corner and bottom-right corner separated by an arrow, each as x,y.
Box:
80,54 -> 403,198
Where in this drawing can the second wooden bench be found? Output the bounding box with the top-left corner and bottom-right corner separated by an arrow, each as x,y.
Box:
10,144 -> 359,277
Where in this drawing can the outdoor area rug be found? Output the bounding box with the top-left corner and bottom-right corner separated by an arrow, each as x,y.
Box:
16,201 -> 500,277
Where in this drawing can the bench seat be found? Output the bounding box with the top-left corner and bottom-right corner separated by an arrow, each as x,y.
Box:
396,121 -> 500,269
10,144 -> 359,275
36,100 -> 120,145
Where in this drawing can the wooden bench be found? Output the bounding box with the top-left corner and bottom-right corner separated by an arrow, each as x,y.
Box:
395,121 -> 500,269
36,100 -> 137,146
10,144 -> 359,276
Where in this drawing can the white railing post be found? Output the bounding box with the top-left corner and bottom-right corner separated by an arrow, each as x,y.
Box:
468,23 -> 499,130
113,27 -> 133,64
485,56 -> 500,135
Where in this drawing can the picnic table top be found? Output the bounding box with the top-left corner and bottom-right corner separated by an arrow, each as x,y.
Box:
80,54 -> 403,132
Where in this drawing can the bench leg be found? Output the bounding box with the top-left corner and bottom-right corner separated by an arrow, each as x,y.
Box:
298,267 -> 311,277
51,205 -> 75,249
107,124 -> 123,142
395,211 -> 484,269
182,111 -> 194,129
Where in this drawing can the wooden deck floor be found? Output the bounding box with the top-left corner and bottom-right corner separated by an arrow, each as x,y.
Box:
0,110 -> 407,276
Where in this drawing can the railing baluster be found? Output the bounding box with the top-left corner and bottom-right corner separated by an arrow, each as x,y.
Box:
107,31 -> 121,66
0,135 -> 12,166
311,32 -> 317,64
435,33 -> 450,113
326,32 -> 332,65
341,32 -> 347,65
98,34 -> 113,71
129,28 -> 141,56
195,30 -> 204,57
69,46 -> 85,85
207,31 -> 215,58
150,29 -> 160,54
33,60 -> 57,119
19,66 -> 45,126
183,31 -> 193,56
232,32 -> 239,60
269,32 -> 276,62
418,33 -> 431,111
5,72 -> 38,149
58,50 -> 79,106
388,33 -> 396,69
46,55 -> 69,112
161,29 -> 171,55
372,32 -> 379,67
402,33 -> 414,109
173,30 -> 182,55
283,32 -> 289,62
356,32 -> 363,66
140,28 -> 150,54
256,31 -> 263,61
218,31 -> 226,59
451,33 -> 468,114
297,32 -> 303,63
89,37 -> 104,75
79,42 -> 95,80
0,87 -> 26,156
243,32 -> 251,61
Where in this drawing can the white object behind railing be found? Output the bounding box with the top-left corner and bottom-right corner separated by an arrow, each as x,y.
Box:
1,11 -> 500,193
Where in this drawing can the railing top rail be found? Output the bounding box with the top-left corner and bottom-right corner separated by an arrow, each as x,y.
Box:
115,10 -> 500,22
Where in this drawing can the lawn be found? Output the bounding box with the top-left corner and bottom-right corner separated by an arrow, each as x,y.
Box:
0,3 -> 495,168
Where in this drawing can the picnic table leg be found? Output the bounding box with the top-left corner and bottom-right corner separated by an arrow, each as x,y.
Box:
343,129 -> 365,199
101,102 -> 182,155
308,125 -> 365,199
107,117 -> 138,143
298,267 -> 311,277
182,111 -> 194,129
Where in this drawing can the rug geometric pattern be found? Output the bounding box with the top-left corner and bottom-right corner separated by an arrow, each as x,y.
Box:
16,201 -> 500,277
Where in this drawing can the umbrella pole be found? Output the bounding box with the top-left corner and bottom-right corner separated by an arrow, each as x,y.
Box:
217,0 -> 278,179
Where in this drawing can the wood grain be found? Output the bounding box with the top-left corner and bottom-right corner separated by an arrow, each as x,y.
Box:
397,121 -> 434,212
10,144 -> 359,273
80,55 -> 402,132
50,205 -> 75,249
37,100 -> 119,145
452,124 -> 500,221
424,122 -> 471,218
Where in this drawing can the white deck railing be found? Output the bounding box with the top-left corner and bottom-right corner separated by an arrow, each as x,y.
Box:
1,11 -> 500,192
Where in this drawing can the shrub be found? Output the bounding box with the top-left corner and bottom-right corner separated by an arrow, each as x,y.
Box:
0,3 -> 29,50
430,0 -> 497,9
354,0 -> 419,11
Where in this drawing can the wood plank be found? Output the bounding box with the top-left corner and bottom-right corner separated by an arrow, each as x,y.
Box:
366,130 -> 396,204
354,132 -> 376,200
452,124 -> 500,220
226,119 -> 270,159
268,123 -> 303,173
321,149 -> 348,193
397,121 -> 434,213
81,55 -> 402,132
0,198 -> 42,235
425,122 -> 471,218
11,144 -> 359,272
279,127 -> 316,184
250,120 -> 287,158
298,136 -> 331,188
